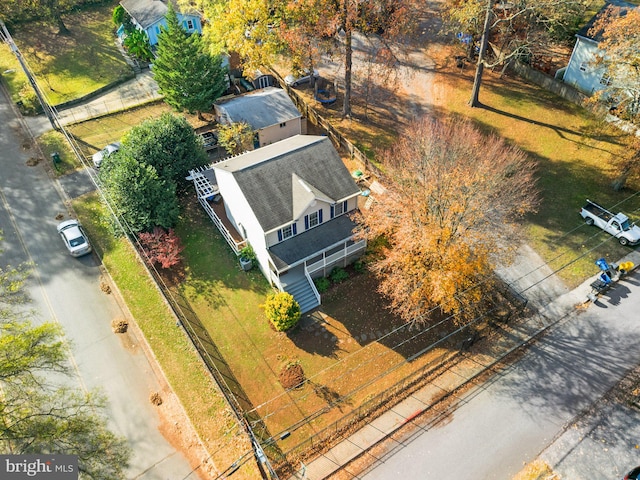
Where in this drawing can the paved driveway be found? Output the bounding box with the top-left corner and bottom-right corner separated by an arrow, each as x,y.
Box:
0,81 -> 195,479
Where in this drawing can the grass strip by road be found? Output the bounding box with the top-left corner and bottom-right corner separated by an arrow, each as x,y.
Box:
72,193 -> 261,480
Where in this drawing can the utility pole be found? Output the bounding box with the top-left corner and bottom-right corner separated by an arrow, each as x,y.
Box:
0,20 -> 59,130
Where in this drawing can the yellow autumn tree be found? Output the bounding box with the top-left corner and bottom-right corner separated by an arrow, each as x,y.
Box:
588,6 -> 640,190
356,116 -> 538,325
189,0 -> 421,117
217,122 -> 255,155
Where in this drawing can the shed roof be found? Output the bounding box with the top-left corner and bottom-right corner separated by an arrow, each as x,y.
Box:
215,87 -> 301,130
214,135 -> 360,232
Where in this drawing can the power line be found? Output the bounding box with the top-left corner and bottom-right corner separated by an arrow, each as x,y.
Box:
255,203 -> 640,418
9,32 -> 640,474
248,207 -> 640,444
0,20 -> 58,130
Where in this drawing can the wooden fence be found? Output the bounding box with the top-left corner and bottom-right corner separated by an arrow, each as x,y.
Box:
269,68 -> 381,179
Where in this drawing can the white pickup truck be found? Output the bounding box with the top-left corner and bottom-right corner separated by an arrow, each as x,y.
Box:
579,199 -> 640,246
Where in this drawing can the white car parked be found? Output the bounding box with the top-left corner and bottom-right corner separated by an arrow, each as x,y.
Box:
284,69 -> 319,87
92,142 -> 120,168
57,220 -> 92,257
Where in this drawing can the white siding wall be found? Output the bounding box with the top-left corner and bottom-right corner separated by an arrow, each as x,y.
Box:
265,226 -> 288,247
564,37 -> 607,96
215,169 -> 270,276
258,120 -> 302,147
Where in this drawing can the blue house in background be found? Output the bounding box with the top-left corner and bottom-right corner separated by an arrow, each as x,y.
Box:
119,0 -> 202,46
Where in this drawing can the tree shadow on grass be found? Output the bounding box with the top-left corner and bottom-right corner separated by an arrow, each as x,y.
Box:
478,103 -> 626,154
287,311 -> 341,358
314,271 -> 448,361
69,132 -> 99,153
308,380 -> 354,412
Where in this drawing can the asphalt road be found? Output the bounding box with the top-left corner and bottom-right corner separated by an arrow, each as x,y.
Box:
360,271 -> 640,479
0,83 -> 195,478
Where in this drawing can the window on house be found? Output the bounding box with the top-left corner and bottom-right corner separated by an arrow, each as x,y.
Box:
331,201 -> 348,218
280,122 -> 286,128
187,19 -> 194,30
600,74 -> 612,86
278,223 -> 297,241
579,62 -> 587,72
308,211 -> 319,228
156,26 -> 161,34
281,225 -> 293,239
304,210 -> 323,230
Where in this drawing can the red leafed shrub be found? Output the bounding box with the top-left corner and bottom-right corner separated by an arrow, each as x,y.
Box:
138,227 -> 184,269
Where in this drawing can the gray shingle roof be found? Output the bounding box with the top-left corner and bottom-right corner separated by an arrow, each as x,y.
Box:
215,87 -> 302,130
214,135 -> 361,232
268,214 -> 359,270
120,0 -> 196,29
120,0 -> 168,28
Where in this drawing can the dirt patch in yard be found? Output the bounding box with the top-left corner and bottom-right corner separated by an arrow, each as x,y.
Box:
279,362 -> 306,389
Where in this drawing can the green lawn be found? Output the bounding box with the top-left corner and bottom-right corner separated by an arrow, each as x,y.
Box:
174,202 -> 461,459
34,103 -> 172,177
67,101 -> 172,158
72,195 -> 261,480
0,3 -> 132,107
57,60 -> 640,461
433,66 -> 640,286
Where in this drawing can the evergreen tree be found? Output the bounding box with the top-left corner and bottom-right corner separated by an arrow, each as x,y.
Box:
121,112 -> 208,188
152,3 -> 227,119
99,153 -> 180,233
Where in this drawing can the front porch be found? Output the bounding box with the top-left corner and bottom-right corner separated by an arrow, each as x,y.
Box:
268,215 -> 367,312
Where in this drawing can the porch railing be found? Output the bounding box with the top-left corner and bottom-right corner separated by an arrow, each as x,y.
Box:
197,196 -> 246,255
303,266 -> 321,306
306,239 -> 366,277
269,268 -> 283,290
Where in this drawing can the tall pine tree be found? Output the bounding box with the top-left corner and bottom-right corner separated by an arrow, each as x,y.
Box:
152,3 -> 227,119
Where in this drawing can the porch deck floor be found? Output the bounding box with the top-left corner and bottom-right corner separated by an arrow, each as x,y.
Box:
279,266 -> 306,287
206,197 -> 244,244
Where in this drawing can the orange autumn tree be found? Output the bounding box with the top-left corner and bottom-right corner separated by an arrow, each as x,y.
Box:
589,5 -> 640,123
357,116 -> 538,325
589,5 -> 640,190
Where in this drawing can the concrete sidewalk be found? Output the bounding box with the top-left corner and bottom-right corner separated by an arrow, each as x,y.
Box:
287,250 -> 640,480
25,70 -> 162,137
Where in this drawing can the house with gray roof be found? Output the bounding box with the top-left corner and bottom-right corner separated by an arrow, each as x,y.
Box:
119,0 -> 202,46
214,87 -> 303,149
189,135 -> 366,312
563,0 -> 636,96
